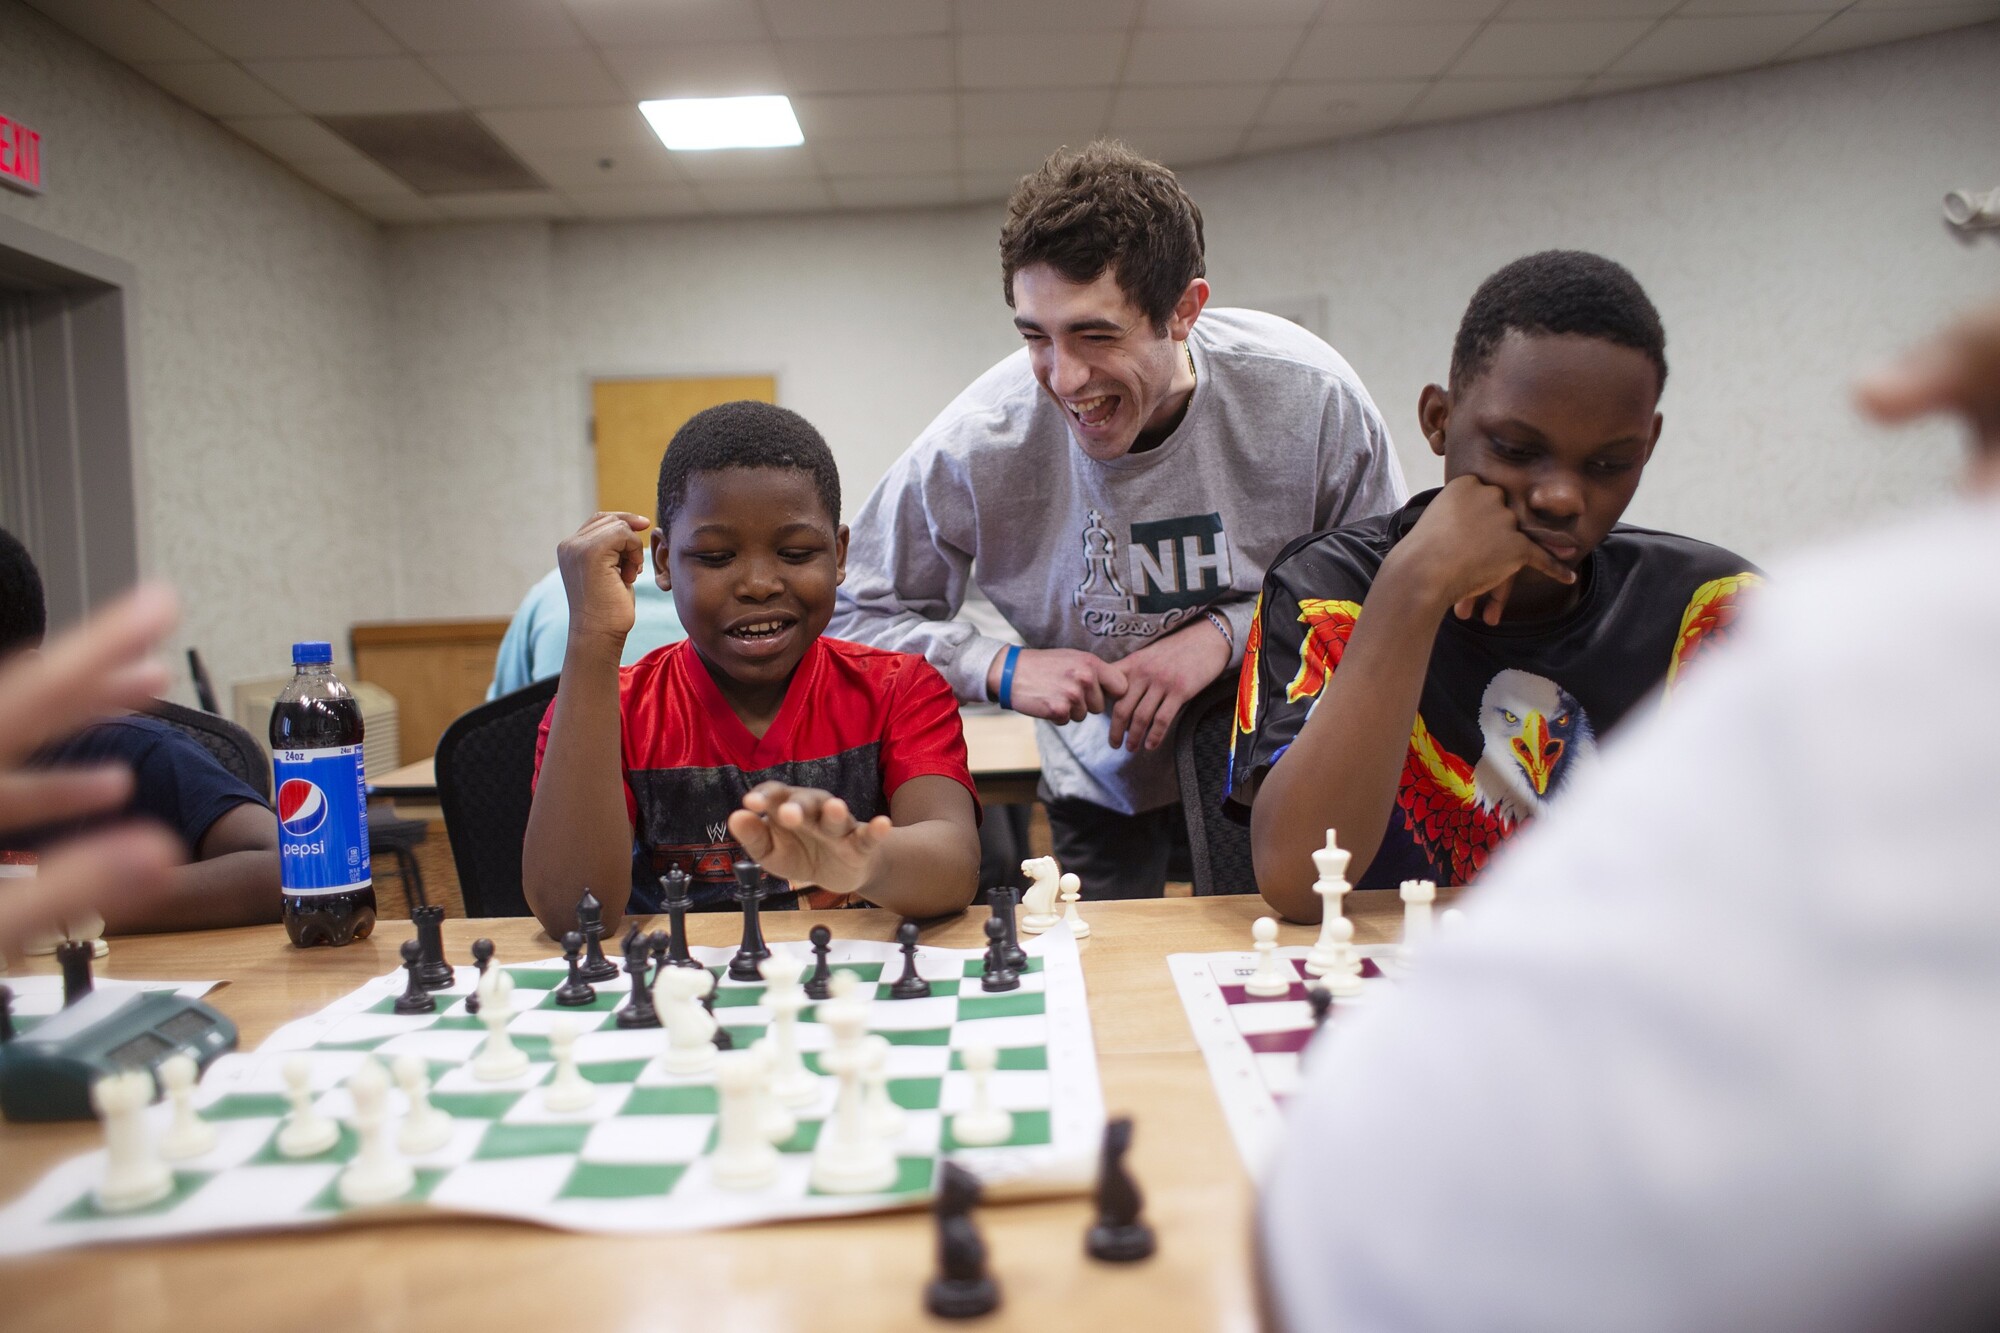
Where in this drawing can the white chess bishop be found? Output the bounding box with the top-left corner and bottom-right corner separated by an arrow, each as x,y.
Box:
91,1068 -> 172,1213
809,971 -> 897,1194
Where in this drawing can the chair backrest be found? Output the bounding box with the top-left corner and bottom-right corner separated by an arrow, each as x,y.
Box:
1172,679 -> 1259,896
144,698 -> 271,802
434,675 -> 561,918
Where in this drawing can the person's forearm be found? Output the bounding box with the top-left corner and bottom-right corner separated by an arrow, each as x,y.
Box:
523,632 -> 638,937
98,850 -> 282,934
1252,558 -> 1446,921
854,820 -> 980,919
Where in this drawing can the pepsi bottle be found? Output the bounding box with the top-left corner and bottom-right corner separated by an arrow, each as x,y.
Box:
271,642 -> 374,947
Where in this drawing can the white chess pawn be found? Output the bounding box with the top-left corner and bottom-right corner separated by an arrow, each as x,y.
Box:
541,1016 -> 596,1112
1303,832 -> 1353,978
1399,878 -> 1437,966
471,968 -> 530,1082
757,953 -> 818,1108
337,1059 -> 414,1207
861,1034 -> 905,1141
950,1043 -> 1012,1147
156,1053 -> 217,1160
1441,906 -> 1468,934
1058,873 -> 1090,939
1244,916 -> 1294,998
1321,917 -> 1365,997
1020,855 -> 1062,933
658,966 -> 719,1076
710,1049 -> 781,1190
394,1053 -> 455,1154
745,1041 -> 797,1144
91,1068 -> 172,1212
276,1054 -> 339,1158
809,971 -> 897,1194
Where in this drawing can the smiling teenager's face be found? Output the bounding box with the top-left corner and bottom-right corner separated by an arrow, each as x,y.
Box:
654,467 -> 847,703
1011,264 -> 1206,462
1425,330 -> 1663,596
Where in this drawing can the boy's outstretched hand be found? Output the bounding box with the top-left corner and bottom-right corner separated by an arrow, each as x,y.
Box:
557,512 -> 651,647
727,782 -> 892,897
1386,475 -> 1576,626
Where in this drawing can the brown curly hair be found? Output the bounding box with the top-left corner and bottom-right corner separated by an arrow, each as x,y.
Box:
999,141 -> 1205,334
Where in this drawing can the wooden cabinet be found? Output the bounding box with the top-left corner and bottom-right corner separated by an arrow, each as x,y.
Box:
350,619 -> 509,763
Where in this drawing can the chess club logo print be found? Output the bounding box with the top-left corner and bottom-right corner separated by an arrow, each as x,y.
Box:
1072,508 -> 1233,638
277,778 -> 330,838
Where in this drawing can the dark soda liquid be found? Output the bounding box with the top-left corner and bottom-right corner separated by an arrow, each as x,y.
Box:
272,682 -> 376,948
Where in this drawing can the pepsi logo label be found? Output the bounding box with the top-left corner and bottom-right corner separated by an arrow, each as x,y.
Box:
277,778 -> 329,837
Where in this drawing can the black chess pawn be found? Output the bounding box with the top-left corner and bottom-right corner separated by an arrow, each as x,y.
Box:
574,889 -> 621,983
728,860 -> 772,982
465,937 -> 494,1015
616,927 -> 661,1030
0,984 -> 13,1042
1085,1117 -> 1156,1263
804,924 -> 834,1001
1307,984 -> 1334,1030
393,938 -> 438,1015
657,869 -> 701,969
924,1161 -> 1000,1318
554,930 -> 597,1007
54,938 -> 94,1008
978,916 -> 1019,993
990,886 -> 1028,973
889,921 -> 932,1000
409,903 -> 454,989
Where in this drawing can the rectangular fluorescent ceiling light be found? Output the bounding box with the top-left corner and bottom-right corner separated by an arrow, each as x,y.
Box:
639,96 -> 803,151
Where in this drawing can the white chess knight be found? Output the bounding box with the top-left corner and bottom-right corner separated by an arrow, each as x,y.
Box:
156,1052 -> 217,1161
658,965 -> 720,1077
1245,916 -> 1294,998
1020,855 -> 1062,933
809,970 -> 897,1194
337,1058 -> 414,1207
91,1068 -> 172,1212
950,1043 -> 1012,1147
756,952 -> 818,1108
541,1017 -> 596,1113
1399,878 -> 1438,966
1304,830 -> 1355,979
276,1054 -> 339,1158
394,1053 -> 455,1153
710,1049 -> 781,1191
471,967 -> 530,1082
1058,872 -> 1090,938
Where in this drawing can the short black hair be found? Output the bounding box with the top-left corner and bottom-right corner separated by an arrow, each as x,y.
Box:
0,527 -> 46,656
655,400 -> 841,535
1450,250 -> 1668,395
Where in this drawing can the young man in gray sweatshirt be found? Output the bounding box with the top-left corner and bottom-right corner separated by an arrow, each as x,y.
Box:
830,141 -> 1407,898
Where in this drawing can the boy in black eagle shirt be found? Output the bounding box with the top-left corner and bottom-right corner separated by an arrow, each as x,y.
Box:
1229,251 -> 1759,918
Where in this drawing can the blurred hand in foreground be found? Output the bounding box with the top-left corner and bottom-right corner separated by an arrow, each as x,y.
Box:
1857,298 -> 2000,484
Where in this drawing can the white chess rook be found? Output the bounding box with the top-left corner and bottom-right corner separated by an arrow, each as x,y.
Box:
91,1068 -> 172,1213
1303,831 -> 1353,978
156,1053 -> 217,1161
1399,878 -> 1437,966
337,1059 -> 415,1207
1244,916 -> 1294,998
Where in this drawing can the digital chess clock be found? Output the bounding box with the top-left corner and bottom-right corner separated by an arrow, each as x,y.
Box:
0,988 -> 236,1122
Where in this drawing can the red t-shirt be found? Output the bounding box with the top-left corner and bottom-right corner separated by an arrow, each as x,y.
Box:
535,636 -> 976,911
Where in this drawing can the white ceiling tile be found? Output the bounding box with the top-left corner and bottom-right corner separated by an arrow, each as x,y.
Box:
1401,76 -> 1585,124
695,179 -> 835,212
1109,128 -> 1244,165
288,153 -> 411,197
1110,83 -> 1267,131
1291,24 -> 1481,80
814,135 -> 955,173
957,32 -> 1127,88
1143,0 -> 1322,24
1783,5 -> 2000,59
1677,0 -> 1842,12
152,0 -> 398,58
960,170 -> 1026,203
566,184 -> 707,217
829,173 -> 961,207
668,145 -> 820,182
1448,19 -> 1654,77
779,35 -> 953,92
1240,115 -> 1395,152
1608,15 -> 1826,75
959,132 -> 1081,174
957,0 -> 1140,31
1499,0 -> 1674,13
790,93 -> 956,139
1579,69 -> 1692,95
762,0 -> 950,39
959,89 -> 1112,135
1257,78 -> 1426,125
244,57 -> 460,114
1125,26 -> 1305,84
424,50 -> 626,106
1318,0 -> 1504,18
561,0 -> 766,45
222,114 -> 367,161
430,189 -> 577,217
1851,0 -> 2000,10
137,60 -> 295,116
22,0 -> 215,61
501,138 -> 683,188
480,105 -> 661,150
358,0 -> 584,52
348,192 -> 445,221
600,42 -> 787,99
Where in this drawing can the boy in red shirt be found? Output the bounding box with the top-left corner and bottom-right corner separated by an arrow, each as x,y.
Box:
524,402 -> 981,936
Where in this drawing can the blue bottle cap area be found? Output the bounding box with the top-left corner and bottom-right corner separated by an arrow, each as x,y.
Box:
291,641 -> 333,665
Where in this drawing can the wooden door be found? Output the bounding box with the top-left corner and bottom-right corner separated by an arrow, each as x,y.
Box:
592,376 -> 777,518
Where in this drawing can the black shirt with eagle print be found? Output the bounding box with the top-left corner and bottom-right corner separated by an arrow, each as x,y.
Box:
1225,489 -> 1761,890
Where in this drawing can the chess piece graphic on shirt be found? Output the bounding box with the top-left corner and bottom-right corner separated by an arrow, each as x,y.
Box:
1085,1116 -> 1156,1262
925,1161 -> 1001,1318
1072,508 -> 1135,614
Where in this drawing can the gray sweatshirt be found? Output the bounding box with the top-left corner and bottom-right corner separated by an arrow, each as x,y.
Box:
830,307 -> 1408,815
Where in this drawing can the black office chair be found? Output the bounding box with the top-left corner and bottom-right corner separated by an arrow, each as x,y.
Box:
1172,679 -> 1259,896
435,676 -> 561,918
144,699 -> 270,801
185,648 -> 221,715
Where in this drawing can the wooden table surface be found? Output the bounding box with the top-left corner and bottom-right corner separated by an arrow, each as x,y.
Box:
0,895 -> 1411,1333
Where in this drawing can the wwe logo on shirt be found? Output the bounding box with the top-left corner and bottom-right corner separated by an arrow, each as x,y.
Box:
705,820 -> 730,843
1075,509 -> 1234,638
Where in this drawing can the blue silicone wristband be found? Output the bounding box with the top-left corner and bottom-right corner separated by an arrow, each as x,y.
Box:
997,645 -> 1021,711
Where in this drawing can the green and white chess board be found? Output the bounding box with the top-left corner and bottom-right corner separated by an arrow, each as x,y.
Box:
0,926 -> 1103,1256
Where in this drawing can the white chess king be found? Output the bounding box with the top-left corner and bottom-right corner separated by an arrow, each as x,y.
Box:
1304,830 -> 1354,979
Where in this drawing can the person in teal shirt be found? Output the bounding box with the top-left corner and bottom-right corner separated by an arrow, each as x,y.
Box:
487,546 -> 685,699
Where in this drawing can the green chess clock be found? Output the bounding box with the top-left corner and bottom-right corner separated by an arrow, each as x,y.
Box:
0,988 -> 237,1122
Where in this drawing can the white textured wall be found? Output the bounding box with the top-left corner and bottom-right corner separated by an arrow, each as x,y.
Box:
0,0 -> 397,700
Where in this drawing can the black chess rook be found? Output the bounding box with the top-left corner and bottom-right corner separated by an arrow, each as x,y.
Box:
411,903 -> 455,990
54,939 -> 93,1008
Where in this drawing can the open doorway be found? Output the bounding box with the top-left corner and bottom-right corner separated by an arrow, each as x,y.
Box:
0,213 -> 137,632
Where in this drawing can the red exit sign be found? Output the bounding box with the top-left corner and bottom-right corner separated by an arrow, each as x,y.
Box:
0,114 -> 44,196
